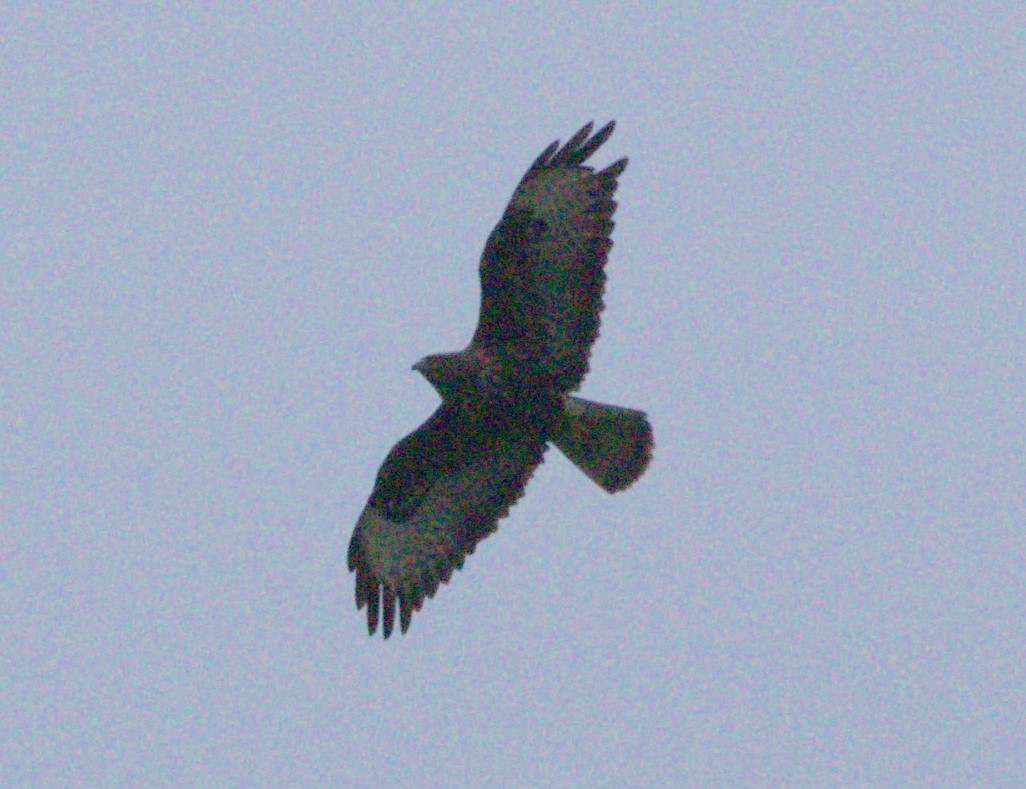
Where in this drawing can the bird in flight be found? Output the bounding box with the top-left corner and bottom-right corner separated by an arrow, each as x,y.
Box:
348,121 -> 653,638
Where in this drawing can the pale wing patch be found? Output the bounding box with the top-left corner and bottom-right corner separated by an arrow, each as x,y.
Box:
512,169 -> 594,223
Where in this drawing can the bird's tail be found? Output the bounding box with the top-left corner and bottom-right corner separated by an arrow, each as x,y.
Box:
552,395 -> 653,493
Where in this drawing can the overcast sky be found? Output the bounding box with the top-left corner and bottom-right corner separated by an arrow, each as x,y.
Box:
4,3 -> 1025,785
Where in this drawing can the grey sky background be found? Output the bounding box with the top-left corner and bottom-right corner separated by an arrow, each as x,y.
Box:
4,3 -> 1025,785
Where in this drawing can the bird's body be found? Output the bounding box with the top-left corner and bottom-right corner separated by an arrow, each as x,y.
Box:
348,122 -> 653,637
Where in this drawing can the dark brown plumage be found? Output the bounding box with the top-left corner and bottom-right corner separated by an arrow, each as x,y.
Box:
348,122 -> 653,638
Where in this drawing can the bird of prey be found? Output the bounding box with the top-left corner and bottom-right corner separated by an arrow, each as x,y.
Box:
347,121 -> 653,638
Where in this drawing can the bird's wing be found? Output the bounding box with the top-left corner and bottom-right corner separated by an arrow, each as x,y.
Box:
471,121 -> 627,392
347,402 -> 551,638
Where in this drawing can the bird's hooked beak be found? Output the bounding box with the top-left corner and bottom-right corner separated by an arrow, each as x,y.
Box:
412,357 -> 427,374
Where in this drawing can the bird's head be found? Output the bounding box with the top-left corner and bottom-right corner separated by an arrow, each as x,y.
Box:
413,352 -> 473,401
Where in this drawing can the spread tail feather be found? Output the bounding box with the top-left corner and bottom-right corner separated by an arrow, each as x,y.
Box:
552,396 -> 653,493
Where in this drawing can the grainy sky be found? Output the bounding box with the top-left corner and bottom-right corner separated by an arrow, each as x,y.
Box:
4,3 -> 1025,785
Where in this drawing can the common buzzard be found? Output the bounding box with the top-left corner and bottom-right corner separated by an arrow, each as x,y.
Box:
348,122 -> 653,638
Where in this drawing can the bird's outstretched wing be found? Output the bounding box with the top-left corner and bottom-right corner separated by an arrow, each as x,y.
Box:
472,121 -> 627,392
347,402 -> 552,638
